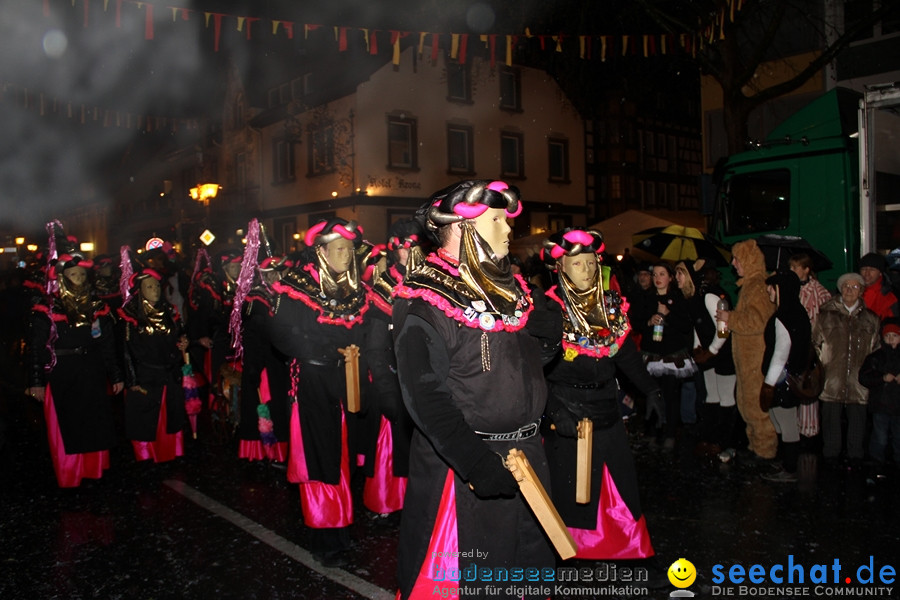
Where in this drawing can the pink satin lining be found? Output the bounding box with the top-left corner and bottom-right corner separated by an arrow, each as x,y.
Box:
287,401 -> 310,483
44,386 -> 110,488
363,416 -> 407,514
238,440 -> 288,462
407,470 -> 459,599
569,464 -> 654,559
298,410 -> 353,528
131,387 -> 184,463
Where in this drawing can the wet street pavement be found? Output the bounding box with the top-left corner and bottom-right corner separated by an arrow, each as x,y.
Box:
1,354 -> 898,599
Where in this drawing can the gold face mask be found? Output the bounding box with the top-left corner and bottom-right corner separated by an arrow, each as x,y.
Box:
315,239 -> 360,299
457,220 -> 522,316
557,261 -> 609,336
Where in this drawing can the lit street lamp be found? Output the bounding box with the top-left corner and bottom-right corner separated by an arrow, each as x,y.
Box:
189,183 -> 221,246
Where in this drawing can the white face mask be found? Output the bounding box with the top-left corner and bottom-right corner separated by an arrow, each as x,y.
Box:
471,208 -> 511,259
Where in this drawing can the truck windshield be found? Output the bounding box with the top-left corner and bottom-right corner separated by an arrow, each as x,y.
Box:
722,169 -> 790,236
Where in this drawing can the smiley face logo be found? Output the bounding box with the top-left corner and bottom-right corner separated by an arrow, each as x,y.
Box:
667,558 -> 697,588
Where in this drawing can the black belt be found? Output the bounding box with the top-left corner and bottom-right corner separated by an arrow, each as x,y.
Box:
558,381 -> 600,390
303,357 -> 344,369
474,420 -> 540,442
56,347 -> 88,356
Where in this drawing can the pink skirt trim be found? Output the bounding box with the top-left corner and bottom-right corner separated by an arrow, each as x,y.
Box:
363,416 -> 407,514
287,401 -> 310,483
131,388 -> 184,463
44,386 -> 110,488
406,469 -> 459,599
239,439 -> 289,462
569,464 -> 654,559
298,410 -> 353,528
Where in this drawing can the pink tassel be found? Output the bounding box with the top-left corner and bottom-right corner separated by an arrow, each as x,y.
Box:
119,245 -> 134,304
230,219 -> 260,361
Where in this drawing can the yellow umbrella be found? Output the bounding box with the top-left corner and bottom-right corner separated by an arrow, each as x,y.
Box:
632,225 -> 731,266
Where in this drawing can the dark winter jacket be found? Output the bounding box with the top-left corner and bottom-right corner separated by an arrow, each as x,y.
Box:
859,345 -> 900,416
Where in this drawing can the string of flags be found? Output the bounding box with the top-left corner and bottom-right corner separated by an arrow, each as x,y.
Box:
13,0 -> 744,131
41,0 -> 743,62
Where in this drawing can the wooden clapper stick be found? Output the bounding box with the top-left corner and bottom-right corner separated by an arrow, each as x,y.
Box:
576,418 -> 593,504
506,448 -> 577,560
338,344 -> 361,413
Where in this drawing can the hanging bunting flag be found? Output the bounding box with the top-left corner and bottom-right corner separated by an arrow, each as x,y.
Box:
272,20 -> 280,35
211,13 -> 224,52
579,36 -> 586,59
361,28 -> 370,52
339,27 -> 348,52
488,34 -> 496,69
621,35 -> 629,56
283,21 -> 294,39
417,32 -> 426,57
506,35 -> 514,66
431,32 -> 440,62
642,35 -> 648,57
649,35 -> 656,56
458,33 -> 468,64
450,33 -> 459,59
660,34 -> 667,55
390,31 -> 403,66
370,30 -> 379,55
144,2 -> 153,40
600,35 -> 608,62
237,16 -> 245,32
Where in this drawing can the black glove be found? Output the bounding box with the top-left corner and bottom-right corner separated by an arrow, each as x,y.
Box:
466,452 -> 519,499
759,383 -> 776,412
547,399 -> 578,438
692,346 -> 715,367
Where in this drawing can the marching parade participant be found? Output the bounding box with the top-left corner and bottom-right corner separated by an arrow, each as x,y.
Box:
27,222 -> 124,487
540,227 -> 659,560
392,180 -> 561,599
265,218 -> 371,568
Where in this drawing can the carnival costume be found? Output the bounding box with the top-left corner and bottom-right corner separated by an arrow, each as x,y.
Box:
541,228 -> 657,559
187,249 -> 240,406
362,219 -> 424,516
232,220 -> 290,463
118,266 -> 186,463
393,181 -> 561,599
27,225 -> 122,487
266,218 -> 371,564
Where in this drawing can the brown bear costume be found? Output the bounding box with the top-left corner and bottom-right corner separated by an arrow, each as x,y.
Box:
729,239 -> 778,459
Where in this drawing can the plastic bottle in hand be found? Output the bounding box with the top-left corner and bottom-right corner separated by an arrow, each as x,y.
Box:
716,296 -> 730,338
652,317 -> 664,342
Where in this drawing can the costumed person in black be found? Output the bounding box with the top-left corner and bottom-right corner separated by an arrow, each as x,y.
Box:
631,262 -> 695,448
266,218 -> 371,568
118,263 -> 188,463
26,223 -> 124,487
362,218 -> 426,520
232,219 -> 290,464
144,243 -> 190,326
759,271 -> 811,482
92,254 -> 123,312
393,180 -> 562,599
677,259 -> 739,461
540,228 -> 659,560
188,248 -> 241,409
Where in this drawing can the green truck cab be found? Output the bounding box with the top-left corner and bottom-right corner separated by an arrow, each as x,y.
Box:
712,84 -> 900,290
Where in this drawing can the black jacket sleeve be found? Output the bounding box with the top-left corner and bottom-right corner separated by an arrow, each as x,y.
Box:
393,300 -> 495,479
